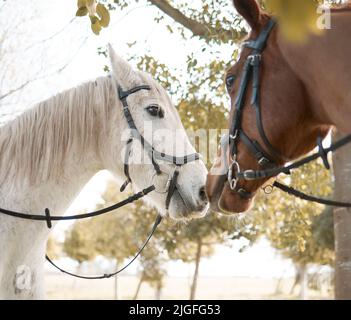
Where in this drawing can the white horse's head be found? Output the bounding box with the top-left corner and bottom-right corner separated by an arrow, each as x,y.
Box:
102,45 -> 208,220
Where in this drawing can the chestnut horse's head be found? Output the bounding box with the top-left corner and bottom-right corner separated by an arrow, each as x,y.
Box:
206,0 -> 330,214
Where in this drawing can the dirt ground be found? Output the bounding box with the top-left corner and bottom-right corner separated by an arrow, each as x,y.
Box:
45,273 -> 333,300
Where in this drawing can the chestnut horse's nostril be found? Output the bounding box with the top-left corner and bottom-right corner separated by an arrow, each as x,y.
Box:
199,186 -> 208,203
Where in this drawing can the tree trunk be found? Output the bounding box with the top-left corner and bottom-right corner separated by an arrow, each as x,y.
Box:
133,274 -> 144,300
113,261 -> 119,300
155,282 -> 162,300
299,264 -> 308,300
72,262 -> 83,292
189,239 -> 202,300
333,130 -> 351,300
275,277 -> 283,295
290,267 -> 300,295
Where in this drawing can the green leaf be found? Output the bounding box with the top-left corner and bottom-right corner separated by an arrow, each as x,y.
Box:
96,3 -> 110,28
90,16 -> 102,35
76,7 -> 88,17
77,0 -> 86,9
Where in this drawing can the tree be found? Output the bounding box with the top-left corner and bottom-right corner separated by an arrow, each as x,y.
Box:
0,0 -> 88,111
63,180 -> 168,299
77,0 -> 334,41
230,158 -> 335,299
63,218 -> 98,263
46,236 -> 62,260
133,245 -> 167,300
333,130 -> 351,300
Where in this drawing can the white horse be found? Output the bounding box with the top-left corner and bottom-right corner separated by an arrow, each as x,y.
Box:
0,46 -> 208,299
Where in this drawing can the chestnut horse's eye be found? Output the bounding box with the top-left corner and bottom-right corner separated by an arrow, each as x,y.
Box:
225,75 -> 236,91
145,104 -> 164,118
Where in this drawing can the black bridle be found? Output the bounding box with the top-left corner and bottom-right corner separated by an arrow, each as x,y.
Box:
225,18 -> 351,206
227,19 -> 281,198
0,82 -> 201,279
117,84 -> 200,211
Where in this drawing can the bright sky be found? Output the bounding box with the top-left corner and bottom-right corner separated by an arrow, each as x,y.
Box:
2,0 -> 299,279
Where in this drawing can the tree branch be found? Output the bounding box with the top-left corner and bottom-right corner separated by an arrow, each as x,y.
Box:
0,35 -> 88,102
148,0 -> 246,42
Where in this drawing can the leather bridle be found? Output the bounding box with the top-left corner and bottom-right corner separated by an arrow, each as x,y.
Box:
226,19 -> 284,198
117,84 -> 200,211
223,18 -> 351,208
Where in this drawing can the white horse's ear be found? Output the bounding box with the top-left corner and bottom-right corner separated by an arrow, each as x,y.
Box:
108,44 -> 134,85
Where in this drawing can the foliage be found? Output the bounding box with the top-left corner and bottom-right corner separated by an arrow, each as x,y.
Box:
76,0 -> 110,35
75,0 -> 344,42
63,217 -> 98,263
46,236 -> 62,260
312,206 -> 334,251
232,159 -> 335,266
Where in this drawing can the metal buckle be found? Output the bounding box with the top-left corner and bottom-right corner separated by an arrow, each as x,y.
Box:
229,130 -> 238,141
151,166 -> 180,194
247,54 -> 261,66
258,157 -> 270,166
228,156 -> 241,190
243,170 -> 256,181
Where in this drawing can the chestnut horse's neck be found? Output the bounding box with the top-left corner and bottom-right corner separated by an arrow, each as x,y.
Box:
277,9 -> 351,134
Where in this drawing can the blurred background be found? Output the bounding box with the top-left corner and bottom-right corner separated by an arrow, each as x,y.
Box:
1,0 -> 345,299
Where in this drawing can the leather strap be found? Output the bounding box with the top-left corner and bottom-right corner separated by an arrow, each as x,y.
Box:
244,19 -> 276,51
165,167 -> 180,210
238,134 -> 351,180
0,186 -> 156,221
46,214 -> 163,279
274,181 -> 351,207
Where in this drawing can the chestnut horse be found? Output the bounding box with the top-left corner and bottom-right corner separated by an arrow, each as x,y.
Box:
206,0 -> 351,214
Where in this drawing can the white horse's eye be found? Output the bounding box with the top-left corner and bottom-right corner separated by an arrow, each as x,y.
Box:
145,104 -> 164,118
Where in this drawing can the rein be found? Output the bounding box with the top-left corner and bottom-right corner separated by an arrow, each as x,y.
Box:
0,81 -> 200,279
45,215 -> 162,280
226,19 -> 351,207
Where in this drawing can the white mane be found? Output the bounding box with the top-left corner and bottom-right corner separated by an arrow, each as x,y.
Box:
0,76 -> 114,185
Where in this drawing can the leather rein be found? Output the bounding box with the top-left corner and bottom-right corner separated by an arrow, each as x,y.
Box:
0,81 -> 200,279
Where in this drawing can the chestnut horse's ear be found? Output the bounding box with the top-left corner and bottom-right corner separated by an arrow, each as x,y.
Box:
233,0 -> 261,30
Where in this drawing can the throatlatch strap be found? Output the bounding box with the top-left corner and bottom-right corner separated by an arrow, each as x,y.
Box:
239,131 -> 273,166
120,137 -> 133,192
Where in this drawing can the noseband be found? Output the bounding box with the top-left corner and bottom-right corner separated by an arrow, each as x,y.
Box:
227,19 -> 282,197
